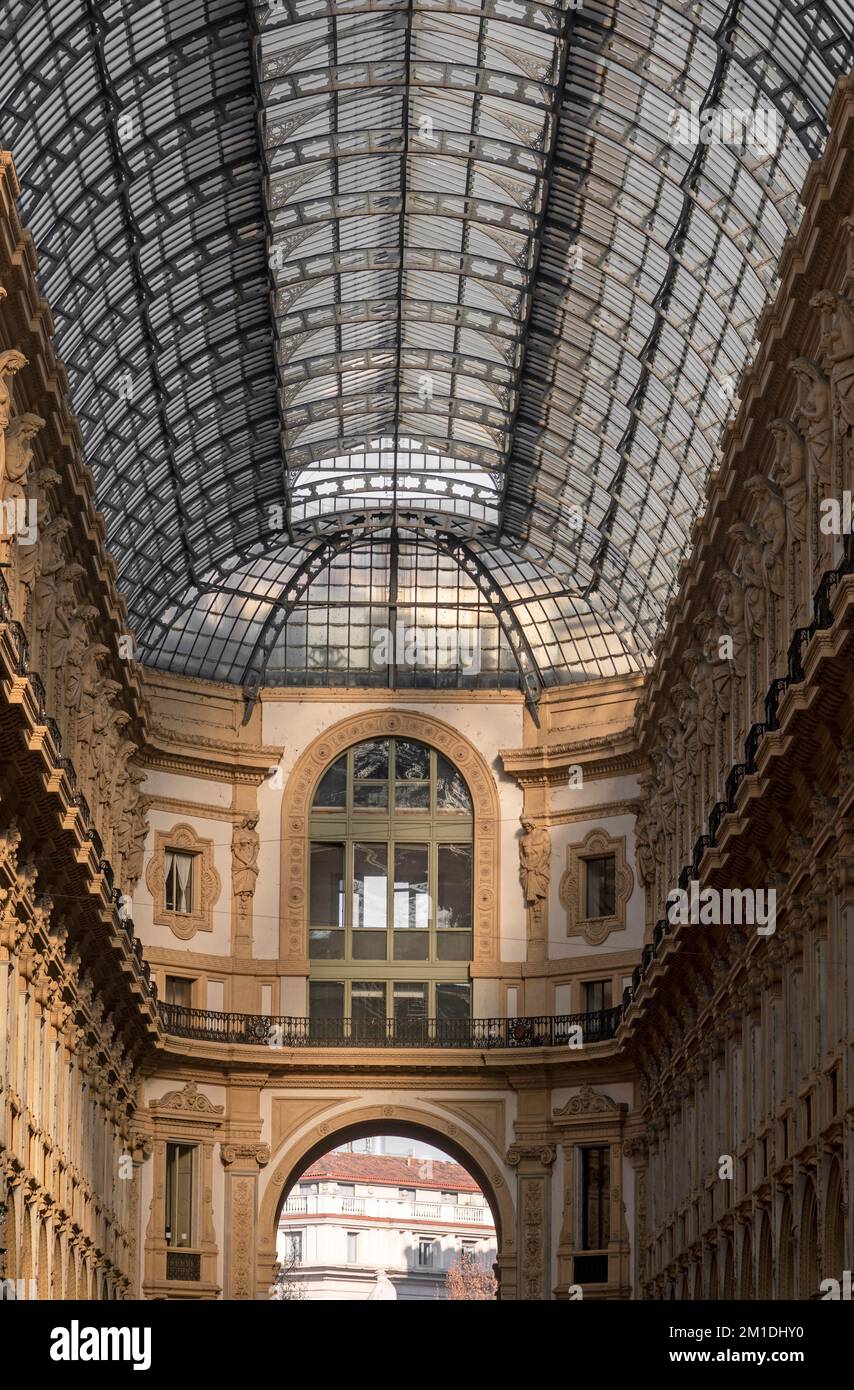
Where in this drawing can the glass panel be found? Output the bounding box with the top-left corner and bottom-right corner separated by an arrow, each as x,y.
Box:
309,981 -> 344,1033
581,1147 -> 610,1250
395,780 -> 430,809
309,843 -> 345,927
436,755 -> 473,814
583,980 -> 612,1013
353,844 -> 388,930
394,930 -> 428,961
313,755 -> 347,808
352,981 -> 386,1041
436,982 -> 471,1022
308,929 -> 344,960
395,740 -> 430,779
585,857 -> 616,919
165,1143 -> 194,1248
437,844 -> 472,929
437,931 -> 472,961
353,740 -> 388,780
393,982 -> 426,1040
352,781 -> 389,808
393,845 -> 430,930
165,851 -> 194,913
352,931 -> 387,960
165,977 -> 193,1008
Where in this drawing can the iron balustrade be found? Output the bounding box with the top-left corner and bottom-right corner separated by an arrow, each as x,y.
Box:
157,1001 -> 623,1048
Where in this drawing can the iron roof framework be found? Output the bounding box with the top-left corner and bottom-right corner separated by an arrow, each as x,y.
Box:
0,0 -> 851,689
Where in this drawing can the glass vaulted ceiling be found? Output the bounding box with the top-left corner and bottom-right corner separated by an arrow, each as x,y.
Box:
0,0 -> 851,692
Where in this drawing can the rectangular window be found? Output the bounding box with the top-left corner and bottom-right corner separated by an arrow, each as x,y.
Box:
585,856 -> 616,919
580,1146 -> 610,1250
165,1143 -> 195,1248
393,982 -> 426,1039
353,843 -> 388,931
309,981 -> 344,1040
436,844 -> 472,929
436,981 -> 470,1023
393,844 -> 430,930
165,976 -> 193,1008
440,1190 -> 458,1204
309,843 -> 345,959
583,979 -> 612,1013
346,1231 -> 359,1264
164,851 -> 194,914
418,1237 -> 437,1268
282,1231 -> 303,1264
395,739 -> 431,809
351,981 -> 386,1040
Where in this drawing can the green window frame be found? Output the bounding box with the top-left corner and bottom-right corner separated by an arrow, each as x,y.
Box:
308,738 -> 474,1024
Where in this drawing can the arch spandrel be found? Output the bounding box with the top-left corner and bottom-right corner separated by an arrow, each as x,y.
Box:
278,709 -> 501,967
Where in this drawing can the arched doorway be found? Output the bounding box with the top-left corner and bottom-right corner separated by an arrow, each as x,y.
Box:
758,1211 -> 773,1297
739,1225 -> 753,1299
799,1182 -> 818,1299
825,1160 -> 845,1285
258,1109 -> 515,1299
778,1197 -> 795,1299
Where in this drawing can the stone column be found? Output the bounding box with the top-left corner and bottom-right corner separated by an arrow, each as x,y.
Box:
221,1143 -> 270,1299
507,1142 -> 555,1300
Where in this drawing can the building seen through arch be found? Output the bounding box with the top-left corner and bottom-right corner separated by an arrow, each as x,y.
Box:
2,0 -> 854,1308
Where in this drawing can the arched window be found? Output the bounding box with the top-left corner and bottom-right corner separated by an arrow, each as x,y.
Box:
307,737 -> 474,1040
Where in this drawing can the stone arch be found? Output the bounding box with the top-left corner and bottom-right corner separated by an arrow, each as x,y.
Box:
824,1158 -> 845,1284
279,709 -> 501,967
19,1201 -> 33,1287
4,1188 -> 16,1283
798,1180 -> 818,1298
65,1248 -> 77,1300
51,1234 -> 62,1299
257,1101 -> 516,1299
36,1219 -> 48,1299
738,1224 -> 753,1299
778,1196 -> 795,1299
758,1210 -> 773,1297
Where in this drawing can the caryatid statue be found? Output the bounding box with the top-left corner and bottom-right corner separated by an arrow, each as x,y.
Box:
745,475 -> 786,602
0,348 -> 28,482
519,817 -> 551,907
232,816 -> 260,919
789,358 -> 833,488
811,290 -> 854,437
714,565 -> 747,679
728,520 -> 766,643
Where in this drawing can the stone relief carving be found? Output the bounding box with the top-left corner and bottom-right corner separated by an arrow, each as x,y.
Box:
232,817 -> 260,919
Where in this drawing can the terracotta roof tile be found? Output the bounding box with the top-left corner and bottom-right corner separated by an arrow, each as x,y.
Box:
299,1151 -> 483,1194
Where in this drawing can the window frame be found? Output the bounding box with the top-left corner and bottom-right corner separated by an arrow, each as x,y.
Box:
308,738 -> 474,1022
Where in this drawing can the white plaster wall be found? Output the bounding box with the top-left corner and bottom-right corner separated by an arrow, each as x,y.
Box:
142,770 -> 232,808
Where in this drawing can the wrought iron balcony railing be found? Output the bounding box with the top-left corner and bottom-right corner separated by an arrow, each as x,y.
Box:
157,1002 -> 622,1049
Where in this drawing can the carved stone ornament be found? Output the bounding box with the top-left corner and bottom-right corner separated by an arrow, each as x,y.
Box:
149,1082 -> 224,1115
559,826 -> 634,945
554,1084 -> 622,1117
220,1143 -> 271,1169
145,823 -> 221,941
506,1143 -> 556,1167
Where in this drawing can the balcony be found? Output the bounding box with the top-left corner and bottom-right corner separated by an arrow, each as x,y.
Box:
157,1003 -> 622,1048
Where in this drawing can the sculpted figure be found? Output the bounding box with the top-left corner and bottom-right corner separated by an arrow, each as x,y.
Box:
811,291 -> 854,435
62,605 -> 99,716
634,775 -> 657,888
232,817 -> 260,914
728,522 -> 765,641
0,348 -> 28,478
518,817 -> 551,904
714,566 -> 747,678
789,359 -> 833,487
2,413 -> 44,496
0,822 -> 21,873
769,419 -> 807,543
745,475 -> 786,600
